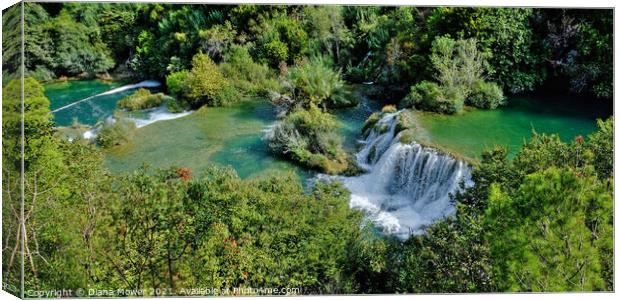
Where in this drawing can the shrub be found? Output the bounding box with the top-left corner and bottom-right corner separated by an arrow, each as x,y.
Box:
403,81 -> 464,114
166,70 -> 189,97
165,97 -> 188,113
286,56 -> 351,109
381,105 -> 397,113
96,119 -> 136,148
165,53 -> 230,107
263,39 -> 289,67
467,81 -> 506,109
117,88 -> 174,111
266,107 -> 348,174
219,45 -> 282,96
26,66 -> 55,82
211,84 -> 242,107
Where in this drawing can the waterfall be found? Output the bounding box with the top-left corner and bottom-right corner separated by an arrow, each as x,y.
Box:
50,80 -> 161,113
128,107 -> 193,128
340,111 -> 473,240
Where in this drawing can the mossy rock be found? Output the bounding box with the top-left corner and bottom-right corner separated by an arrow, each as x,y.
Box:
342,155 -> 364,176
362,112 -> 382,134
381,105 -> 397,113
291,148 -> 349,175
396,109 -> 416,133
376,124 -> 390,134
398,129 -> 417,145
367,146 -> 377,164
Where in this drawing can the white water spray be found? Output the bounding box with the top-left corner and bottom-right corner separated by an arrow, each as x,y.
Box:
128,107 -> 193,128
339,111 -> 473,240
50,80 -> 161,113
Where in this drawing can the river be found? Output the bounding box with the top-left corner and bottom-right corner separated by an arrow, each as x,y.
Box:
45,79 -> 612,238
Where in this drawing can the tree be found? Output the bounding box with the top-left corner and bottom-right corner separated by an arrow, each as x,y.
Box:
3,78 -> 111,291
285,56 -> 350,109
428,7 -> 543,93
536,9 -> 613,98
51,10 -> 115,76
485,167 -> 612,291
302,6 -> 352,65
166,53 -> 231,107
403,36 -> 504,113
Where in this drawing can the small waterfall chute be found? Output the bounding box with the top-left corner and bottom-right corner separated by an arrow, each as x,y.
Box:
50,80 -> 161,113
127,107 -> 193,128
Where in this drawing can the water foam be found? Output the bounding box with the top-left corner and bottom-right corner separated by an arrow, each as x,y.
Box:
341,111 -> 473,239
128,107 -> 193,128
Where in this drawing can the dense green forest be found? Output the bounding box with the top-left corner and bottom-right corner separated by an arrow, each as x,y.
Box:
2,2 -> 614,296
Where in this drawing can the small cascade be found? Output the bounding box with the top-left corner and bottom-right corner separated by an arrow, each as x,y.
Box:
341,111 -> 473,240
51,80 -> 161,113
128,107 -> 193,128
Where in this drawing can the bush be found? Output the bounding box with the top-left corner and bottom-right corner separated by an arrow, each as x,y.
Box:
403,81 -> 464,114
26,66 -> 55,82
219,45 -> 282,96
165,97 -> 189,113
286,56 -> 351,109
96,119 -> 136,148
211,84 -> 242,107
266,107 -> 349,174
405,36 -> 505,114
381,105 -> 397,113
467,81 -> 506,109
117,88 -> 174,111
166,70 -> 189,97
165,53 -> 230,107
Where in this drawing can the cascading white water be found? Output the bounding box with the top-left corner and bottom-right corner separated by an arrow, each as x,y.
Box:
341,111 -> 472,240
128,107 -> 193,128
51,80 -> 162,113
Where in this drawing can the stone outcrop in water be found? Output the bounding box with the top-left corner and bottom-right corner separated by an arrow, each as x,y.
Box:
342,111 -> 472,240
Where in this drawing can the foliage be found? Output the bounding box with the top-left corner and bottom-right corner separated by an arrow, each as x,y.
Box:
97,166 -> 366,293
285,56 -> 351,109
266,107 -> 349,174
302,6 -> 353,65
166,53 -> 233,107
14,4 -> 611,100
96,119 -> 137,148
2,78 -> 54,167
427,7 -> 544,93
535,10 -> 613,98
254,14 -> 309,67
219,45 -> 282,96
117,88 -> 174,111
398,216 -> 495,292
198,21 -> 237,61
51,11 -> 116,76
467,80 -> 506,109
586,118 -> 613,178
403,81 -> 463,114
403,36 -> 505,113
3,77 -> 112,293
485,167 -> 612,291
430,36 -> 485,92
